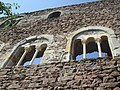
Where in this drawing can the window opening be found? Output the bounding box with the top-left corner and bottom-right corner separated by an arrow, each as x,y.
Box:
22,46 -> 35,66
86,37 -> 99,58
101,36 -> 112,57
33,44 -> 47,65
47,11 -> 61,19
6,47 -> 24,66
72,39 -> 83,61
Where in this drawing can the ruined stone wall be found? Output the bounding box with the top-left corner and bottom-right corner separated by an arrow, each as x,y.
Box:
0,0 -> 120,89
0,0 -> 120,45
0,0 -> 120,63
0,58 -> 120,90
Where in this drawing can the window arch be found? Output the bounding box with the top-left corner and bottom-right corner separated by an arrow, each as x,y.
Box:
2,35 -> 53,68
47,11 -> 61,19
65,26 -> 120,61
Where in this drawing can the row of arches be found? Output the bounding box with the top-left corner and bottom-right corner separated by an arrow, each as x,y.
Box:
1,26 -> 120,68
1,35 -> 54,68
72,36 -> 112,61
6,44 -> 47,67
65,26 -> 120,61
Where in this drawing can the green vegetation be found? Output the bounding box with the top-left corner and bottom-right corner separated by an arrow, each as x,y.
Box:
0,1 -> 20,30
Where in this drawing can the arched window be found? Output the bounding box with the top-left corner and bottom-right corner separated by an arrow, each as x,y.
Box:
65,26 -> 120,61
47,11 -> 61,19
2,35 -> 53,68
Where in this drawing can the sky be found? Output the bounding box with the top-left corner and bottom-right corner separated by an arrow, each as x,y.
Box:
1,0 -> 97,14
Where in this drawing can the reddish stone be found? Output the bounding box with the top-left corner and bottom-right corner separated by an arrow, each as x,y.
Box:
113,87 -> 120,90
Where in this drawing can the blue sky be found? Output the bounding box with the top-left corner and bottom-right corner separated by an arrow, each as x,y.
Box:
1,0 -> 97,14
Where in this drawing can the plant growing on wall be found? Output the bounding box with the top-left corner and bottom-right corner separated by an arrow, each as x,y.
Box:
0,1 -> 20,30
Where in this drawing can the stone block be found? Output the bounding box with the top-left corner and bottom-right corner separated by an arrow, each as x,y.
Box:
81,79 -> 92,85
100,82 -> 120,88
103,76 -> 116,83
86,88 -> 93,90
7,84 -> 20,89
60,75 -> 74,81
110,71 -> 120,77
74,75 -> 83,81
113,87 -> 120,90
117,76 -> 120,81
56,63 -> 63,68
91,78 -> 102,87
26,36 -> 37,41
96,87 -> 104,90
102,69 -> 113,74
0,71 -> 7,76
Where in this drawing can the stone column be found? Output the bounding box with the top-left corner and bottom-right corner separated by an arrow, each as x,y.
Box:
16,46 -> 30,66
29,45 -> 41,65
66,52 -> 70,61
96,38 -> 102,57
82,40 -> 86,59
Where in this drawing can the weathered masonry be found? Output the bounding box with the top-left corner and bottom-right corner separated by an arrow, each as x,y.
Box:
1,26 -> 120,68
0,0 -> 120,89
65,26 -> 120,61
0,35 -> 54,68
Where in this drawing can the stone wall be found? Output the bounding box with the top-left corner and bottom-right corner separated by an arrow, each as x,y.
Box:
0,0 -> 120,45
0,57 -> 120,90
0,0 -> 120,89
0,0 -> 120,64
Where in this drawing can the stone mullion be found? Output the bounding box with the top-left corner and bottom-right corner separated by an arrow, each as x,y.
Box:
82,40 -> 86,59
29,45 -> 41,65
16,46 -> 30,66
96,38 -> 102,57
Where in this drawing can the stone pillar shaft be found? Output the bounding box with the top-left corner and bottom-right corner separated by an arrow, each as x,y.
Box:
16,47 -> 29,66
96,39 -> 102,57
83,42 -> 86,58
66,52 -> 70,61
29,49 -> 39,65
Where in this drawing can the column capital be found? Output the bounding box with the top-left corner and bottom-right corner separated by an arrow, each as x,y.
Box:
81,39 -> 86,44
24,46 -> 31,52
95,38 -> 101,42
35,45 -> 41,51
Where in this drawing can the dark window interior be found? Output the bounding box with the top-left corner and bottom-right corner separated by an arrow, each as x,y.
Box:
101,36 -> 112,57
72,39 -> 83,60
47,11 -> 61,19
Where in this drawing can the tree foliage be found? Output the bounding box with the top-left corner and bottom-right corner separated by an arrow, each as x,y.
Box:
0,1 -> 20,29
